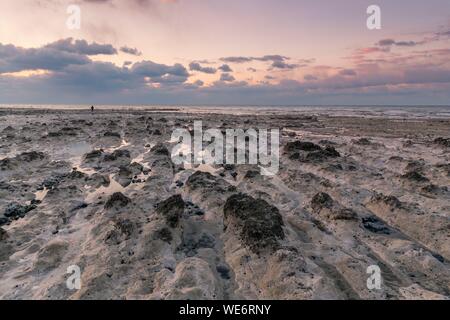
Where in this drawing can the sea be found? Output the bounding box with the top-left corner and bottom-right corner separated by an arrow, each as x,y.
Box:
0,105 -> 449,119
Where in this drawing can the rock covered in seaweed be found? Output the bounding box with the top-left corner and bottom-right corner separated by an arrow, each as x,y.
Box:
156,194 -> 185,228
224,193 -> 285,254
104,192 -> 131,209
284,140 -> 340,162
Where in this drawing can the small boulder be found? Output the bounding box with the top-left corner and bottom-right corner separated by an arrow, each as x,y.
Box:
306,146 -> 340,161
0,216 -> 9,226
311,193 -> 357,221
224,193 -> 284,253
402,170 -> 429,182
285,141 -> 321,153
4,202 -> 36,219
129,162 -> 144,175
311,192 -> 334,212
84,149 -> 104,161
88,173 -> 110,188
103,149 -> 130,162
104,192 -> 131,209
151,143 -> 170,156
17,151 -> 46,162
434,137 -> 450,148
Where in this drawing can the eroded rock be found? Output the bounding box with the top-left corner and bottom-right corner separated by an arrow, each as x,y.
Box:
186,171 -> 236,194
434,137 -> 450,148
285,140 -> 340,162
104,192 -> 131,209
285,141 -> 321,153
151,143 -> 170,156
224,193 -> 284,253
17,151 -> 46,162
3,202 -> 36,219
402,171 -> 429,183
156,194 -> 185,228
362,217 -> 390,235
370,193 -> 403,209
105,219 -> 135,245
103,149 -> 130,162
84,149 -> 104,161
311,192 -> 357,221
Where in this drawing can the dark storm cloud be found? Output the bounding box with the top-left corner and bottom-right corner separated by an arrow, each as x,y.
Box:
45,38 -> 117,55
0,40 -> 189,90
49,62 -> 139,91
0,43 -> 90,73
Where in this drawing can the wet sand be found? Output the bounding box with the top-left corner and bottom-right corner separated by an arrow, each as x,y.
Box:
0,107 -> 449,300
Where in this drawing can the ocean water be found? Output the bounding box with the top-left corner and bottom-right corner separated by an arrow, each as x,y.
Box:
0,104 -> 449,119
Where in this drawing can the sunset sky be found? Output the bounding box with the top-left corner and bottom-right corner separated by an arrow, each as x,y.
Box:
1,0 -> 450,105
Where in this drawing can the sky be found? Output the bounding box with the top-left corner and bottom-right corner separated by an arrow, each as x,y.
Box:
0,0 -> 449,105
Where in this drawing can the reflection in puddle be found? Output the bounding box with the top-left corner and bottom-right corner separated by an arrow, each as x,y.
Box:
58,141 -> 92,160
59,141 -> 98,175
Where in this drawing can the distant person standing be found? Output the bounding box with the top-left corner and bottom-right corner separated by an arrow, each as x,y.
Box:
91,105 -> 94,113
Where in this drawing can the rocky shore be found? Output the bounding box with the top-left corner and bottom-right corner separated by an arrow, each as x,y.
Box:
0,108 -> 449,300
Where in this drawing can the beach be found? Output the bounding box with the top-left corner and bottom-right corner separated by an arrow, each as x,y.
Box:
0,106 -> 449,300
